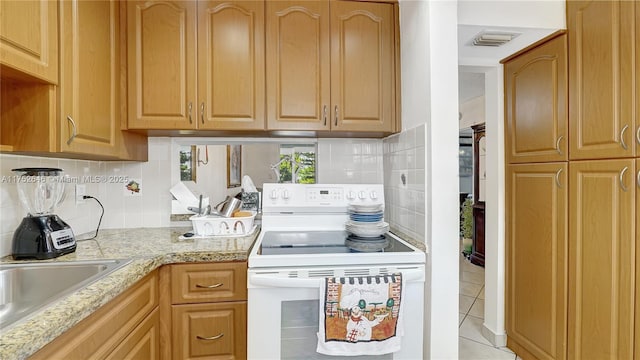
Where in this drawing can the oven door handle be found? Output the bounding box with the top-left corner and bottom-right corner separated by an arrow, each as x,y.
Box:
249,268 -> 424,288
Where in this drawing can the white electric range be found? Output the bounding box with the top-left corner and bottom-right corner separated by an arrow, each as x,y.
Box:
248,183 -> 426,360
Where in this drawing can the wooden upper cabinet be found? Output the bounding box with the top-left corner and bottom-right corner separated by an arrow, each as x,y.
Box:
568,0 -> 636,160
266,1 -> 330,131
0,0 -> 58,83
505,34 -> 567,164
568,159 -> 635,360
330,1 -> 394,133
506,163 -> 567,360
198,0 -> 265,130
127,1 -> 197,129
58,0 -> 120,156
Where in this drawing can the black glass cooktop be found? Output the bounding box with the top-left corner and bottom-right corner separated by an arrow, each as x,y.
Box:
259,230 -> 413,255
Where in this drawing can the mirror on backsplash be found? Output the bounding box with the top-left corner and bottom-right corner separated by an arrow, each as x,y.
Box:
172,139 -> 317,215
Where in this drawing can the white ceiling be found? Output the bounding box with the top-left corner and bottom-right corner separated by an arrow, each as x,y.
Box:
458,24 -> 558,66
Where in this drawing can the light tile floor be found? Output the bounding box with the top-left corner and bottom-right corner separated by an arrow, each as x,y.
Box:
459,254 -> 518,359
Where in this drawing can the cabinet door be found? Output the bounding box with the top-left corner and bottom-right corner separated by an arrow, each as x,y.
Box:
58,0 -> 119,157
505,34 -> 568,164
266,1 -> 330,131
505,163 -> 567,360
172,302 -> 247,360
0,0 -> 58,83
330,1 -> 394,133
106,308 -> 160,360
568,159 -> 635,360
198,0 -> 265,130
127,1 -> 196,129
568,1 -> 635,160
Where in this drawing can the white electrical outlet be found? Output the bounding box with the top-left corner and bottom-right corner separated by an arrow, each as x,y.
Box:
75,184 -> 86,205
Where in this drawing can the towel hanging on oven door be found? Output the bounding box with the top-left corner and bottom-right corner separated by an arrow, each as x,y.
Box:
316,273 -> 405,356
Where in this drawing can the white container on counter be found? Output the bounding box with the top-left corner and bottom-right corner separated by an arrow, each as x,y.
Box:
190,211 -> 256,237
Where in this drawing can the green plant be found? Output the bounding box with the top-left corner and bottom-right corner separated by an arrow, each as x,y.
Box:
461,198 -> 473,239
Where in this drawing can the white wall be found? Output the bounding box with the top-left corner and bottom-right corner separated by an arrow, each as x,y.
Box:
458,0 -> 565,29
400,0 -> 460,358
459,95 -> 485,129
383,125 -> 426,243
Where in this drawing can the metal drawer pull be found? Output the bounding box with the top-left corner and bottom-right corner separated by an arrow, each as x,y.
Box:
637,170 -> 640,188
620,124 -> 629,150
334,105 -> 338,126
323,105 -> 327,126
201,102 -> 205,124
555,135 -> 563,155
188,102 -> 193,124
196,283 -> 223,289
555,168 -> 563,188
197,333 -> 224,341
619,166 -> 629,192
636,126 -> 640,145
66,116 -> 77,145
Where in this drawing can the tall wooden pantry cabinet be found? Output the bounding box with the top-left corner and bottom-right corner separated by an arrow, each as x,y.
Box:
505,1 -> 639,359
504,32 -> 568,360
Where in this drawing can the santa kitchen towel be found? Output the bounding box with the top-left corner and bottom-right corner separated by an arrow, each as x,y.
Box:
316,273 -> 405,356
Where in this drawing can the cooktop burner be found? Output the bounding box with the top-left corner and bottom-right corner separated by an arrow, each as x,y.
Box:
259,230 -> 414,255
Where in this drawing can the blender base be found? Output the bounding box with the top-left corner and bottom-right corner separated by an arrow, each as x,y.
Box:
12,215 -> 76,260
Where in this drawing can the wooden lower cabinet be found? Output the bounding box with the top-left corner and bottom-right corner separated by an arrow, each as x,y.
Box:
107,308 -> 161,360
162,262 -> 248,360
31,271 -> 159,360
172,302 -> 247,360
506,163 -> 568,360
568,159 -> 635,360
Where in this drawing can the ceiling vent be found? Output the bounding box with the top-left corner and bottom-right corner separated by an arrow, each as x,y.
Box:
472,31 -> 519,47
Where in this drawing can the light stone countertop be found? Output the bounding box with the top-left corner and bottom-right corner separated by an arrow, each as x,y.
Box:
0,227 -> 259,360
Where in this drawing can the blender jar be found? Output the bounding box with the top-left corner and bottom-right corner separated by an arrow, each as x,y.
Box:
12,168 -> 68,216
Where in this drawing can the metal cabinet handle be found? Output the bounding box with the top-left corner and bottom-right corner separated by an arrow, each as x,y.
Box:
196,283 -> 223,289
619,166 -> 629,192
620,124 -> 629,150
334,105 -> 338,126
66,116 -> 77,145
200,102 -> 205,124
636,126 -> 640,145
197,333 -> 224,341
188,102 -> 193,124
323,105 -> 327,126
555,135 -> 563,155
555,168 -> 563,188
636,170 -> 640,188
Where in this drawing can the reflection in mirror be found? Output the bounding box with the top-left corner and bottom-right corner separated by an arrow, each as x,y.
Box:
179,146 -> 197,181
172,141 -> 316,215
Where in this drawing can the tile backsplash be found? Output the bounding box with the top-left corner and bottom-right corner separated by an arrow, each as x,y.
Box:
383,125 -> 426,243
0,137 -> 385,257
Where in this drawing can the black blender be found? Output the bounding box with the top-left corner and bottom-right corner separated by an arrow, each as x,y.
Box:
11,168 -> 76,260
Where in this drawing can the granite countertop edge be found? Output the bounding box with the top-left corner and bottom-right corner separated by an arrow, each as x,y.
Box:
0,227 -> 259,360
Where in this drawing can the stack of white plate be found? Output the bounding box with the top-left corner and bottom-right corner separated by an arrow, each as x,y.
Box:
345,204 -> 389,252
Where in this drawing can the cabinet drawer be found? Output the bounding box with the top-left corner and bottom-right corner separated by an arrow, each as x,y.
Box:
31,271 -> 158,360
171,262 -> 247,304
172,302 -> 247,360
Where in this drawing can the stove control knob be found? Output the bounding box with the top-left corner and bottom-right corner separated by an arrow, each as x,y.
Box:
370,191 -> 378,200
347,191 -> 356,200
282,190 -> 290,200
358,191 -> 366,200
270,190 -> 278,199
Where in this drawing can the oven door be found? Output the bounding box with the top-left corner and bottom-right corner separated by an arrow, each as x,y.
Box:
247,266 -> 424,360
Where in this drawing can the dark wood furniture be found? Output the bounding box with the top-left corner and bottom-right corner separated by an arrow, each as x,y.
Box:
470,123 -> 485,267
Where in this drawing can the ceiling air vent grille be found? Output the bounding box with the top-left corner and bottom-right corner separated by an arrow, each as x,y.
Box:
472,31 -> 519,47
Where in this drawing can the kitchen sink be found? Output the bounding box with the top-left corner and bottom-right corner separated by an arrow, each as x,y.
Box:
0,259 -> 132,330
